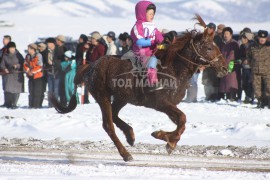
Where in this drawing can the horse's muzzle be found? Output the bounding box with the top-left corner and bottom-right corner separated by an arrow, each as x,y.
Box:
216,66 -> 228,78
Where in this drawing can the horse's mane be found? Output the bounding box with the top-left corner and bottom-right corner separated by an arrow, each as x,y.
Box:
157,14 -> 207,66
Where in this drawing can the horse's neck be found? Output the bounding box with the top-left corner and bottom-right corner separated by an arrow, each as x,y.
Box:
173,44 -> 199,79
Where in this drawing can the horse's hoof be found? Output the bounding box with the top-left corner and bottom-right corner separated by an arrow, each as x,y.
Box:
151,131 -> 161,138
127,137 -> 135,146
166,143 -> 174,155
123,154 -> 133,162
126,129 -> 135,146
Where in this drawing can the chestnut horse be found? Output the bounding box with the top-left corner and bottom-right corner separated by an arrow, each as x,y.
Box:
50,15 -> 227,161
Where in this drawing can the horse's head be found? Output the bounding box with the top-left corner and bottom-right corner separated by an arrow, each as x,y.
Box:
190,14 -> 228,77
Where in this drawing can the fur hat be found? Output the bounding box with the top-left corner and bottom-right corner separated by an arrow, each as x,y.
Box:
258,30 -> 268,38
79,34 -> 88,43
7,41 -> 16,49
28,43 -> 38,50
46,37 -> 56,44
222,27 -> 233,35
56,35 -> 66,42
119,32 -> 129,41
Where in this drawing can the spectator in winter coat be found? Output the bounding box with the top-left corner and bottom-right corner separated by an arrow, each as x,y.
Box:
118,32 -> 131,56
214,24 -> 225,50
61,50 -> 79,104
247,30 -> 270,109
130,0 -> 164,92
239,28 -> 254,104
0,35 -> 12,107
56,35 -> 68,105
202,23 -> 220,101
38,43 -> 47,107
0,35 -> 11,64
23,43 -> 43,108
84,39 -> 92,64
0,42 -> 24,109
106,31 -> 119,55
88,32 -> 106,65
219,27 -> 240,101
45,37 -> 61,107
82,40 -> 93,104
126,35 -> 133,51
56,35 -> 67,61
75,34 -> 88,67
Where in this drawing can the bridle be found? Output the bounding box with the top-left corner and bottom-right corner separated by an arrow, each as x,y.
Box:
176,38 -> 223,68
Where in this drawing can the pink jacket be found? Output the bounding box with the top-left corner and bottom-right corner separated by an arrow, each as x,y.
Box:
130,1 -> 164,57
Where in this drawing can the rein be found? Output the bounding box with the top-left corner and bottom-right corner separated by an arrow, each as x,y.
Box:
176,39 -> 222,68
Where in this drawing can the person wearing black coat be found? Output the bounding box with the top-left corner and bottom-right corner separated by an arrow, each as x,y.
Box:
56,35 -> 68,105
239,29 -> 254,104
118,32 -> 130,56
38,43 -> 48,107
75,34 -> 88,67
45,37 -> 62,107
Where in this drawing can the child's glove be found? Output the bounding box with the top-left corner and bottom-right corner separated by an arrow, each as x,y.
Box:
136,38 -> 151,47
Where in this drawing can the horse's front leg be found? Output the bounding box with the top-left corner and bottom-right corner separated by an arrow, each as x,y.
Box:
152,103 -> 186,154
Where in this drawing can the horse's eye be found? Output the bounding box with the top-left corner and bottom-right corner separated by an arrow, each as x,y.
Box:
207,48 -> 212,51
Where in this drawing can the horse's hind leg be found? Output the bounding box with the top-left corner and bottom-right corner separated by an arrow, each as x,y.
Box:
97,97 -> 133,161
112,99 -> 135,146
152,103 -> 186,154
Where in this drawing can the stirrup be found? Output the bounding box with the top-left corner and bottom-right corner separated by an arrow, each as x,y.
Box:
147,84 -> 164,92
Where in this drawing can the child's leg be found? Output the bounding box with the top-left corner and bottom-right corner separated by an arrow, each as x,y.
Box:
147,56 -> 158,85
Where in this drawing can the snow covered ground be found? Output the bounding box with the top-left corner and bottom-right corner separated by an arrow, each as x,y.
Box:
0,1 -> 270,178
1,75 -> 270,147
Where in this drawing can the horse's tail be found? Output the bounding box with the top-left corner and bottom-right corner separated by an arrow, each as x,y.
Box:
49,64 -> 92,114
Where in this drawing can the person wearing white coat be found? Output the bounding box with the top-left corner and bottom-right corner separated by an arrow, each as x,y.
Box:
106,31 -> 119,55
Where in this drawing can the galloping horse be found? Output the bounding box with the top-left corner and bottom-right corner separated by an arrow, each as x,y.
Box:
50,15 -> 228,161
